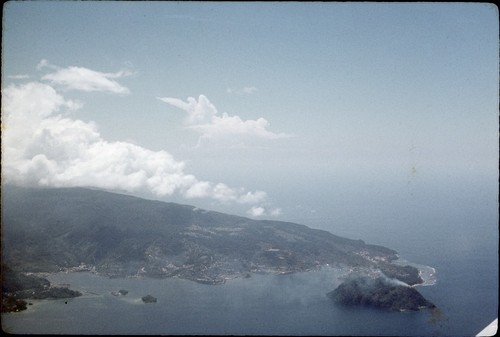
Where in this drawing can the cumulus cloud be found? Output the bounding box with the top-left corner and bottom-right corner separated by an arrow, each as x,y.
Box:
182,181 -> 267,204
157,94 -> 290,145
238,190 -> 268,204
38,59 -> 131,94
248,206 -> 266,217
247,205 -> 282,218
1,68 -> 273,213
3,82 -> 178,193
158,95 -> 216,125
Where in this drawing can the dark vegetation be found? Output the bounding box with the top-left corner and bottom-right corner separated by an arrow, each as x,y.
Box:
1,264 -> 81,312
1,297 -> 27,313
328,276 -> 436,311
2,185 -> 423,289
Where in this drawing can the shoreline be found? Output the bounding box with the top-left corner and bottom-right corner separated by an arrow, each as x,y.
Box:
392,258 -> 437,287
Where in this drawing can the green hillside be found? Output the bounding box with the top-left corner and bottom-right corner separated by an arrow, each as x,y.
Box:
1,185 -> 421,285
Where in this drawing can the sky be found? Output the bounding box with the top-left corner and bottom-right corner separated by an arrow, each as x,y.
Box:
2,2 -> 498,235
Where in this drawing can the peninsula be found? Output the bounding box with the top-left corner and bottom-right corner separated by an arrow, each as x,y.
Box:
1,265 -> 81,313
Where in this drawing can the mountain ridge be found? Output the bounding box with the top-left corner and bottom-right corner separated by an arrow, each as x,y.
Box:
1,185 -> 422,286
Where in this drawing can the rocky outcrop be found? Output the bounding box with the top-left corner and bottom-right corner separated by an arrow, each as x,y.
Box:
328,276 -> 435,311
141,295 -> 157,303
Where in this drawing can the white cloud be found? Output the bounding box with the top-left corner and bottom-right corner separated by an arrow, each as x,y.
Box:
182,181 -> 267,205
270,208 -> 283,216
157,94 -> 290,145
247,205 -> 282,217
39,60 -> 131,94
2,82 -> 82,159
238,190 -> 268,204
189,113 -> 288,142
36,59 -> 54,71
209,183 -> 267,204
8,74 -> 30,80
2,75 -> 272,210
158,95 -> 216,125
248,206 -> 266,217
227,86 -> 258,95
183,181 -> 212,199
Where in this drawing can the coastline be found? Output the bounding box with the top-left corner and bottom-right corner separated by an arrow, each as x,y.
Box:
392,258 -> 437,287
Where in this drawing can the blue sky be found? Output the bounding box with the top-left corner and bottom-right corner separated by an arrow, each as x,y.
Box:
2,2 -> 498,230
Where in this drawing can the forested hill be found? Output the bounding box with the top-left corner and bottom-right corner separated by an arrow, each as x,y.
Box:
1,185 -> 422,285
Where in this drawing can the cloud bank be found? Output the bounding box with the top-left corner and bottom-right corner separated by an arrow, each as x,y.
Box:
2,62 -> 277,215
157,95 -> 290,145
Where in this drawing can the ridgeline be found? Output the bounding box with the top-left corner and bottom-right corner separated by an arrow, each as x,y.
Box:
2,185 -> 423,287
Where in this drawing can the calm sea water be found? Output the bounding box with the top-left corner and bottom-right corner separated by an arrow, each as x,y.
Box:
0,269 -> 441,336
2,236 -> 496,336
2,178 -> 498,335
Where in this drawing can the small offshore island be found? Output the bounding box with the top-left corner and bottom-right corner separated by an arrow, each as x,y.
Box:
328,276 -> 436,311
142,295 -> 157,303
2,186 -> 436,313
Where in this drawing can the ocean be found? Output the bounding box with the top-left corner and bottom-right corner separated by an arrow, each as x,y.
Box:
0,269 -> 444,336
2,177 -> 498,335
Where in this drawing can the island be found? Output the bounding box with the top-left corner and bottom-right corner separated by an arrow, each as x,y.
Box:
111,289 -> 128,296
141,295 -> 157,303
2,185 -> 431,303
327,276 -> 436,311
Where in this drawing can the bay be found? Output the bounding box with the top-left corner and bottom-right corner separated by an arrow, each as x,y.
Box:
2,268 -> 439,336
